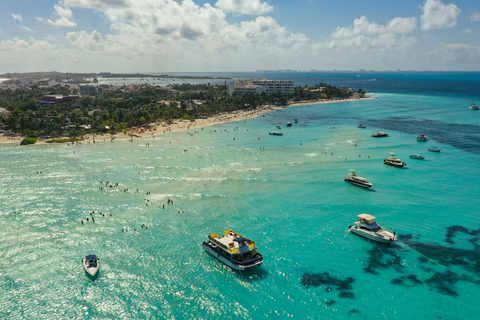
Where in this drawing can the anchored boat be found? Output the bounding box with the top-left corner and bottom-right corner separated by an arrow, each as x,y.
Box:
202,230 -> 263,270
344,169 -> 373,189
383,152 -> 406,168
83,254 -> 99,277
371,130 -> 389,137
349,214 -> 397,244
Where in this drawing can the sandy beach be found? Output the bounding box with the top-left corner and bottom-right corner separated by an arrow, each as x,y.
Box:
0,97 -> 371,146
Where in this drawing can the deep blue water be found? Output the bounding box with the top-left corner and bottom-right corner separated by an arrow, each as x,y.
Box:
1,73 -> 480,319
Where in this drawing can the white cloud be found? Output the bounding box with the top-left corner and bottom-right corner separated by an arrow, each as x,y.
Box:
215,0 -> 274,15
21,26 -> 34,33
428,43 -> 480,64
12,14 -> 23,22
1,0 -> 478,72
420,0 -> 461,30
66,30 -> 105,50
470,12 -> 480,22
47,4 -> 77,27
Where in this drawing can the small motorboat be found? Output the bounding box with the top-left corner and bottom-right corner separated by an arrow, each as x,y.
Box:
371,130 -> 389,137
202,229 -> 263,270
416,135 -> 428,142
470,104 -> 479,110
269,131 -> 283,136
428,146 -> 441,152
349,214 -> 397,244
286,122 -> 292,127
409,154 -> 425,160
83,254 -> 99,277
358,124 -> 366,128
344,169 -> 372,189
383,152 -> 406,167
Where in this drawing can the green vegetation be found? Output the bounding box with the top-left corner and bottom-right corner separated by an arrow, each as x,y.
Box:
20,137 -> 37,145
0,80 -> 361,139
45,138 -> 83,143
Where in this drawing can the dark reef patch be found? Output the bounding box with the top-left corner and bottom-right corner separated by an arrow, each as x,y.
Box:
325,300 -> 336,307
338,291 -> 355,299
445,225 -> 480,248
301,272 -> 356,298
363,244 -> 404,274
399,232 -> 480,277
423,270 -> 476,297
301,272 -> 355,290
391,274 -> 423,286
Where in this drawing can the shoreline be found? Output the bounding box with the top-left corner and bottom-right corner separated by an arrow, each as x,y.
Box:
0,96 -> 372,146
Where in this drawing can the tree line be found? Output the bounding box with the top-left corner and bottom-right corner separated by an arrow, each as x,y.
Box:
0,82 -> 362,139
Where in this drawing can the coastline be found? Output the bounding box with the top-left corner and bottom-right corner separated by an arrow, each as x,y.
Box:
0,96 -> 372,146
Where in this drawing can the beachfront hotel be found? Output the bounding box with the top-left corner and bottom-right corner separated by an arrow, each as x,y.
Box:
228,78 -> 294,96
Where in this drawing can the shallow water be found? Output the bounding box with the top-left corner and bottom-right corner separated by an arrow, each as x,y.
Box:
1,91 -> 480,319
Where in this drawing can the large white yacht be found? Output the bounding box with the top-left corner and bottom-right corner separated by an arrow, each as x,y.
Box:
203,230 -> 263,270
344,169 -> 373,189
349,214 -> 397,244
83,254 -> 99,277
383,152 -> 406,168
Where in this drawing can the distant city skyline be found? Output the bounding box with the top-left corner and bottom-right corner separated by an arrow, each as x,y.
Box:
0,0 -> 479,73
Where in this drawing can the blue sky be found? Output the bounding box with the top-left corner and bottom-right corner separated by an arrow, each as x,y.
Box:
0,0 -> 479,73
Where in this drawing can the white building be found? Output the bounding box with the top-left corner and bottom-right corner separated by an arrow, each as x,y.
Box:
228,78 -> 294,96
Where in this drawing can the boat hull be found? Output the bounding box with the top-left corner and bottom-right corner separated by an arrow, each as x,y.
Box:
202,241 -> 263,270
350,228 -> 396,244
83,257 -> 99,277
383,159 -> 406,167
344,178 -> 372,189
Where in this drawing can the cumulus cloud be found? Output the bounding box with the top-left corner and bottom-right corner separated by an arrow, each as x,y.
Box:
215,0 -> 274,15
3,0 -> 476,72
12,14 -> 23,22
470,12 -> 480,22
66,30 -> 105,50
328,16 -> 417,48
420,0 -> 461,30
35,17 -> 45,22
47,4 -> 77,27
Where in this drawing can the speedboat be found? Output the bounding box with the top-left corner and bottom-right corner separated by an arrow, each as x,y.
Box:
269,131 -> 283,136
470,104 -> 479,110
416,135 -> 428,142
202,230 -> 263,270
409,154 -> 425,160
349,214 -> 397,244
286,122 -> 292,126
358,124 -> 366,128
428,146 -> 441,152
371,130 -> 389,137
344,169 -> 372,189
83,254 -> 99,277
383,152 -> 406,167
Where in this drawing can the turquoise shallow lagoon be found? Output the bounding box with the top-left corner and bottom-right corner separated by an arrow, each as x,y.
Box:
1,91 -> 479,319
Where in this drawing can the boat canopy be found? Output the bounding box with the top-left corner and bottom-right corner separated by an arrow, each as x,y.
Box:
85,254 -> 97,261
233,237 -> 248,243
357,213 -> 376,221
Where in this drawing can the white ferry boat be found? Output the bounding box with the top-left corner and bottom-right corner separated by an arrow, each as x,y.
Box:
349,214 -> 397,244
344,169 -> 373,189
383,152 -> 406,168
202,230 -> 263,270
83,254 -> 99,277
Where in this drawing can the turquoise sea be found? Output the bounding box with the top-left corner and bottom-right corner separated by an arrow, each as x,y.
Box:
1,73 -> 480,319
